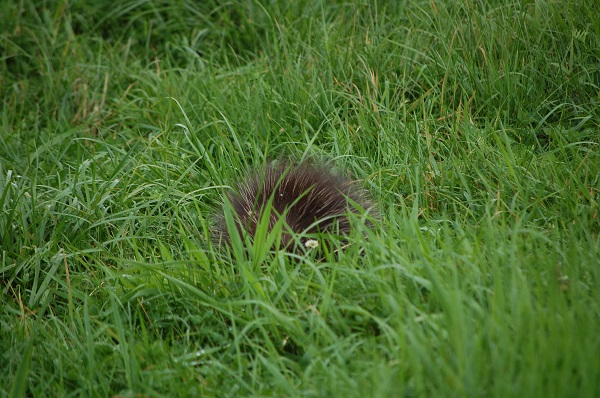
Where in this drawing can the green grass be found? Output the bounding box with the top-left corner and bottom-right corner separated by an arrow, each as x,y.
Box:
1,0 -> 599,396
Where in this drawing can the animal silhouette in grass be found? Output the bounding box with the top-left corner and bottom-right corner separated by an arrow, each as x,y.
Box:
214,161 -> 376,252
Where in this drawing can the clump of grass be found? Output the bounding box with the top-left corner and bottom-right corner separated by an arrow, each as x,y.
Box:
1,0 -> 599,397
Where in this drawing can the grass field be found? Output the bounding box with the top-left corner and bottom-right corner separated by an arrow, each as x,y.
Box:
1,0 -> 599,396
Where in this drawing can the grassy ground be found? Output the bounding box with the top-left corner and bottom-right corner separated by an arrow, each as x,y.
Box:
1,0 -> 599,396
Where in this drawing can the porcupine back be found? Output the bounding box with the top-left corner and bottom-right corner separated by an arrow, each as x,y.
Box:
214,162 -> 375,251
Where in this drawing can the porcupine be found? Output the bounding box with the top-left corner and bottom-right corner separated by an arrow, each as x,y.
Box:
214,161 -> 377,252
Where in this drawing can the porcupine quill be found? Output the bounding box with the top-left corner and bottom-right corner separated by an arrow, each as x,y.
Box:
213,161 -> 377,252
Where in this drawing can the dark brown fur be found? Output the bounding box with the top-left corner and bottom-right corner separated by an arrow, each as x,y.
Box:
214,161 -> 376,251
